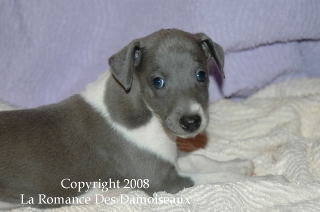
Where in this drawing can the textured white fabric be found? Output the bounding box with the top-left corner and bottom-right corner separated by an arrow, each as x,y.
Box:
9,78 -> 320,211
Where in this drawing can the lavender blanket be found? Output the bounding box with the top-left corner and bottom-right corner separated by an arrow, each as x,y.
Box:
0,0 -> 319,107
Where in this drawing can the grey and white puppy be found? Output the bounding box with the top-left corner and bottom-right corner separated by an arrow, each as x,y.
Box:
0,29 -> 244,209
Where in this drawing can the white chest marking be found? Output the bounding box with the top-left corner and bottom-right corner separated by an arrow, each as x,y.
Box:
80,72 -> 177,164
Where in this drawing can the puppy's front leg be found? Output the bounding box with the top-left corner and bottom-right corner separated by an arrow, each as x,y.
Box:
176,152 -> 254,184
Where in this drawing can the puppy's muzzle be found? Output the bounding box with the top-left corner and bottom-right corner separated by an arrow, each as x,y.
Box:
179,114 -> 201,133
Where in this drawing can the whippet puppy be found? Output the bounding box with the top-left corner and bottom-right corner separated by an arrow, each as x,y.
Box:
0,29 -> 253,209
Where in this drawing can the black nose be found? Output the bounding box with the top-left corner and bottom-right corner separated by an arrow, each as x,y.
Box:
179,115 -> 201,132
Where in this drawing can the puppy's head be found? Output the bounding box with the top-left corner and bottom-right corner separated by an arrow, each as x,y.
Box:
109,29 -> 224,138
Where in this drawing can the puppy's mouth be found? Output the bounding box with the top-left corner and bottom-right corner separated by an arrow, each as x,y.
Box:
149,104 -> 209,139
174,131 -> 201,139
163,119 -> 208,139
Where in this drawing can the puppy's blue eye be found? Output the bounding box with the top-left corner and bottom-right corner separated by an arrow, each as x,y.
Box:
152,77 -> 165,89
196,70 -> 207,82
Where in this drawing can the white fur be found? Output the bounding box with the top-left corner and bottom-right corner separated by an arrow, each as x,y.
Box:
189,101 -> 208,135
190,102 -> 201,112
80,72 -> 177,164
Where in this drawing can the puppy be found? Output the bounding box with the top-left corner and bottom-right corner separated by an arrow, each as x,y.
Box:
0,29 -> 249,209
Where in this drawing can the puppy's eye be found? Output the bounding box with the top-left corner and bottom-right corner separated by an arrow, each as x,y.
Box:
196,70 -> 207,82
152,77 -> 165,89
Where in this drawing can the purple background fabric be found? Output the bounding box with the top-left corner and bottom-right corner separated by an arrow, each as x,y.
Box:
0,0 -> 320,108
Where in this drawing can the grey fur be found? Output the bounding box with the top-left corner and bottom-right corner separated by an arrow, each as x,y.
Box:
0,96 -> 192,208
0,29 -> 224,208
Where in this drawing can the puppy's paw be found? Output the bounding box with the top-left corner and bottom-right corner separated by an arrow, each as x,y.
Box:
231,159 -> 254,176
254,174 -> 288,183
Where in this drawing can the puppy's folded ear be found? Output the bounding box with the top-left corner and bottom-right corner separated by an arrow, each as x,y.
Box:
108,40 -> 142,91
194,33 -> 225,78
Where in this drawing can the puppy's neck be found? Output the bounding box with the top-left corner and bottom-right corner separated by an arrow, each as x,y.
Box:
105,75 -> 153,129
80,71 -> 109,116
80,72 -> 177,163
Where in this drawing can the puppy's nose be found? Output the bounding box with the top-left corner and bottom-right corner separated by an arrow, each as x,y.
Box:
179,115 -> 201,132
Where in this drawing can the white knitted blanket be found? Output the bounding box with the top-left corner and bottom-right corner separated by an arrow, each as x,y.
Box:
9,78 -> 320,211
